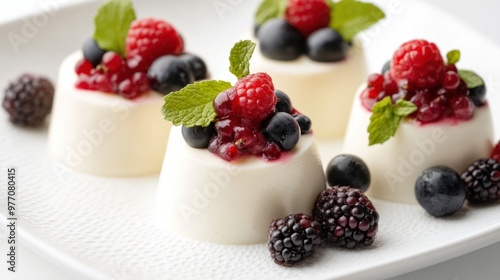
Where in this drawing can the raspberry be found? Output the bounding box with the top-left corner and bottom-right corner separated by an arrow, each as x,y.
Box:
285,0 -> 330,37
268,213 -> 322,266
390,39 -> 445,89
313,186 -> 379,249
461,159 -> 500,203
232,72 -> 276,123
2,74 -> 54,126
125,18 -> 184,72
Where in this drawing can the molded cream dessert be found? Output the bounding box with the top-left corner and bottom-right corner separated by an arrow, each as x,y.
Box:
343,39 -> 494,204
156,40 -> 325,244
48,0 -> 208,176
250,0 -> 384,139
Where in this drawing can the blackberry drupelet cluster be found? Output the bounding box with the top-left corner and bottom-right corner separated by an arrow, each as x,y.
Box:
461,158 -> 500,203
313,186 -> 379,249
268,213 -> 322,266
2,74 -> 54,126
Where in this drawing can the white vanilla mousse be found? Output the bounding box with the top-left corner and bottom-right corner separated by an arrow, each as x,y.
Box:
48,52 -> 171,177
251,40 -> 368,139
343,85 -> 494,204
156,126 -> 326,244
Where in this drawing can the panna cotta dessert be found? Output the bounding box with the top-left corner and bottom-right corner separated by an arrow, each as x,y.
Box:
343,39 -> 494,204
157,40 -> 325,244
48,0 -> 208,176
251,0 -> 384,139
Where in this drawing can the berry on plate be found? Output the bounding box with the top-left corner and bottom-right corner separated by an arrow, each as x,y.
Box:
462,159 -> 500,203
326,154 -> 371,192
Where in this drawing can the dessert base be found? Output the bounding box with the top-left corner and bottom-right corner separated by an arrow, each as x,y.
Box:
251,39 -> 368,140
156,126 -> 326,244
343,85 -> 494,204
48,52 -> 171,177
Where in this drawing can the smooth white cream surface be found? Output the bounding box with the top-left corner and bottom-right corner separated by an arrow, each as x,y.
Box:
48,52 -> 171,177
343,85 -> 494,204
156,126 -> 326,244
251,40 -> 368,140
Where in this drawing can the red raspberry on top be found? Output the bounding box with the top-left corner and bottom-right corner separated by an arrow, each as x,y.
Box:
232,72 -> 276,123
390,39 -> 445,89
285,0 -> 331,37
125,18 -> 184,72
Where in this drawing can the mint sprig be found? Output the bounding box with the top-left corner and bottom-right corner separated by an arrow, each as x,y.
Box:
446,50 -> 460,65
330,0 -> 385,42
229,40 -> 256,79
255,0 -> 287,26
162,81 -> 232,127
459,69 -> 484,88
368,97 -> 417,146
93,0 -> 136,57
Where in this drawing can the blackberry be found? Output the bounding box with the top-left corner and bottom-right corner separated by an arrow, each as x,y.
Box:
268,213 -> 321,266
461,159 -> 500,203
2,74 -> 54,126
313,186 -> 379,249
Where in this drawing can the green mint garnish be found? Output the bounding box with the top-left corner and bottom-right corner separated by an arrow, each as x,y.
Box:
93,0 -> 136,57
255,0 -> 287,26
162,80 -> 232,127
446,50 -> 460,65
459,69 -> 484,88
229,40 -> 256,79
368,97 -> 417,146
330,0 -> 385,42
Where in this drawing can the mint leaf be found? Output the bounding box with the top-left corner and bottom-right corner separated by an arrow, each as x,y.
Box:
229,40 -> 256,79
93,0 -> 136,57
255,0 -> 287,26
162,80 -> 232,127
368,97 -> 416,145
330,0 -> 385,42
446,50 -> 460,65
459,69 -> 484,88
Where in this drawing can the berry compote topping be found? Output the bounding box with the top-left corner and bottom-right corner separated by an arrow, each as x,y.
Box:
361,39 -> 486,124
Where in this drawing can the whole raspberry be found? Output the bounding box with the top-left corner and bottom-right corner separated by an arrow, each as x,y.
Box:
390,39 -> 445,89
232,72 -> 276,123
268,213 -> 322,266
285,0 -> 330,37
313,186 -> 379,249
461,159 -> 500,203
3,74 -> 54,126
125,18 -> 184,72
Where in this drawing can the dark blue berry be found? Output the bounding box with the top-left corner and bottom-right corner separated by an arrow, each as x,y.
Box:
179,53 -> 208,81
468,80 -> 486,106
83,38 -> 106,67
415,166 -> 466,217
306,28 -> 348,62
274,89 -> 292,113
181,124 -> 215,149
258,19 -> 305,61
293,114 -> 311,134
381,60 -> 391,74
326,154 -> 370,192
147,55 -> 195,95
253,22 -> 260,38
262,112 -> 300,150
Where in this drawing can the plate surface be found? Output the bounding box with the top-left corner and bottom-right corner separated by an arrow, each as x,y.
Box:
1,0 -> 500,279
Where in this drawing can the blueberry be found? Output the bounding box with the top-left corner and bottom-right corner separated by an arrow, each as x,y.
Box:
182,124 -> 215,149
306,28 -> 348,62
179,53 -> 208,81
415,166 -> 466,217
468,82 -> 486,106
326,154 -> 370,192
253,22 -> 260,38
381,60 -> 391,74
274,89 -> 292,113
83,38 -> 107,67
293,114 -> 311,134
258,19 -> 305,61
147,55 -> 195,95
262,112 -> 300,150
